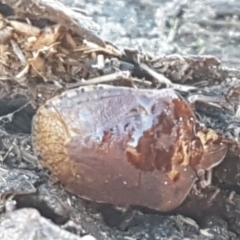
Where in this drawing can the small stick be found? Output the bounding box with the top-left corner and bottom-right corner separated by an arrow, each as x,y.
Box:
140,63 -> 173,87
67,71 -> 152,89
140,63 -> 197,92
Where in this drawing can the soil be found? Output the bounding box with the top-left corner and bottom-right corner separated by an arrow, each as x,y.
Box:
0,0 -> 240,239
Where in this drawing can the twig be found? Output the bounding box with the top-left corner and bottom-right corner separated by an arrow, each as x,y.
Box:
67,71 -> 152,88
140,63 -> 197,92
187,94 -> 226,105
167,18 -> 180,43
10,39 -> 26,63
0,102 -> 30,123
140,63 -> 173,87
20,149 -> 38,165
1,145 -> 13,163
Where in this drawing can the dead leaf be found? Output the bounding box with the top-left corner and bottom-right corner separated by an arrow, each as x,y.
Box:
31,24 -> 65,51
9,20 -> 40,37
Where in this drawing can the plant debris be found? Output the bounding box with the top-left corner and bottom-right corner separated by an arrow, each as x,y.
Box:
1,0 -> 240,239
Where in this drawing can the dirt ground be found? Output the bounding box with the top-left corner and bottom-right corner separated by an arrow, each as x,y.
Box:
1,0 -> 240,239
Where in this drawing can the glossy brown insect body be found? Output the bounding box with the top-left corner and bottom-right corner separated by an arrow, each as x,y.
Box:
32,85 -> 227,211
